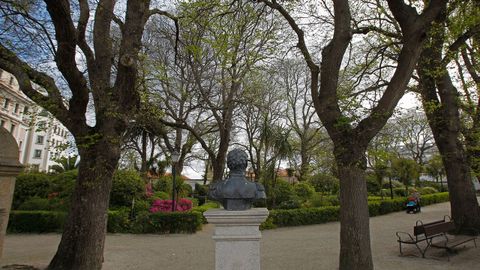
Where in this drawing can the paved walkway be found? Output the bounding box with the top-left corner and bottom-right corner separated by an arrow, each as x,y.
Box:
1,201 -> 479,270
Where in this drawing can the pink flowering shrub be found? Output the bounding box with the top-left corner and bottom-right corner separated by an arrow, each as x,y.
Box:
149,198 -> 193,213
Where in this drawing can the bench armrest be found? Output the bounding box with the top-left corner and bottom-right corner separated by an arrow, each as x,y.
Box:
396,231 -> 414,242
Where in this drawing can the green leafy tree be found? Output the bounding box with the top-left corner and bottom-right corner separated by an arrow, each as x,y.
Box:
417,0 -> 480,232
257,1 -> 446,268
391,158 -> 420,194
0,1 -> 177,269
425,154 -> 445,189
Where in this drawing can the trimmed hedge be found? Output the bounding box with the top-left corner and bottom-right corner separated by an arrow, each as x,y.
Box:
263,206 -> 340,229
191,202 -> 221,224
8,209 -> 203,234
261,192 -> 450,229
7,211 -> 67,233
131,211 -> 202,234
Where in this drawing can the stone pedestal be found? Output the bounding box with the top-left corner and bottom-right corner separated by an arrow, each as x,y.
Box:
204,208 -> 269,270
0,127 -> 23,258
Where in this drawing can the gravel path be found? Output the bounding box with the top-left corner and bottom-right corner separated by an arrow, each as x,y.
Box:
1,201 -> 479,270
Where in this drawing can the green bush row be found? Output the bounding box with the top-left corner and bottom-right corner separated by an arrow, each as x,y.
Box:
131,211 -> 202,234
7,211 -> 67,233
261,192 -> 450,229
8,210 -> 203,234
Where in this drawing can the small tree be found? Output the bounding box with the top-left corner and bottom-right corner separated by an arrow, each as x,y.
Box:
391,158 -> 420,194
425,154 -> 445,189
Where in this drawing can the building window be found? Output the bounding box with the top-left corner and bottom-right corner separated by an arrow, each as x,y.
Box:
37,121 -> 46,130
14,103 -> 19,114
33,149 -> 42,158
9,76 -> 14,85
3,98 -> 10,109
36,135 -> 44,144
23,106 -> 29,114
0,119 -> 5,128
10,124 -> 15,133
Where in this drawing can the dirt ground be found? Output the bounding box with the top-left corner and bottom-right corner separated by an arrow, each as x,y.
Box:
1,201 -> 479,270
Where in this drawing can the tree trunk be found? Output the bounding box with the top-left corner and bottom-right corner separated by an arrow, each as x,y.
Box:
48,140 -> 120,270
140,130 -> 147,176
422,93 -> 480,232
337,161 -> 373,270
417,14 -> 480,232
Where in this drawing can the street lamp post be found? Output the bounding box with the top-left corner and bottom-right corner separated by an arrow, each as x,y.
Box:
171,150 -> 180,212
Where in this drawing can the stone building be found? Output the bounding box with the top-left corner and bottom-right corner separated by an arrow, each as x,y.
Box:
0,69 -> 71,172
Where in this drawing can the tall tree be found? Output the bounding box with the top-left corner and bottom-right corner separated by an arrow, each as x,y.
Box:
258,1 -> 446,269
394,109 -> 436,165
281,59 -> 322,181
0,1 -> 176,269
161,0 -> 278,181
417,1 -> 480,232
237,67 -> 286,181
452,0 -> 480,179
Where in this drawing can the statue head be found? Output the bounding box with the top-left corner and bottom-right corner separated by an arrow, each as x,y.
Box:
226,148 -> 248,174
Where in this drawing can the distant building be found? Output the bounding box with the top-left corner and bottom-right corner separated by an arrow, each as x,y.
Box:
0,69 -> 71,172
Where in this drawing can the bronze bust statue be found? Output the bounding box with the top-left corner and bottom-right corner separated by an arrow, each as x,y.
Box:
209,149 -> 266,210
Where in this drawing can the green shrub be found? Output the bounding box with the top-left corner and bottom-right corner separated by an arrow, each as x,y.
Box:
188,197 -> 199,207
366,174 -> 381,194
419,186 -> 438,195
194,183 -> 208,196
420,181 -> 448,192
261,192 -> 450,229
307,173 -> 340,194
267,206 -> 340,227
191,202 -> 220,224
131,211 -> 202,234
194,183 -> 208,205
150,191 -> 170,201
277,199 -> 301,209
18,197 -> 51,211
110,170 -> 145,209
107,208 -> 131,233
13,172 -> 53,209
7,211 -> 66,233
382,180 -> 405,189
268,180 -> 295,208
9,207 -> 207,234
421,192 -> 449,205
309,194 -> 339,207
293,182 -> 315,201
50,170 -> 77,198
154,176 -> 172,194
180,183 -> 193,197
393,187 -> 408,197
133,199 -> 151,215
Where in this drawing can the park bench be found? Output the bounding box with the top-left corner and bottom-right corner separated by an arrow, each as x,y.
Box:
426,220 -> 477,260
396,216 -> 449,257
396,215 -> 477,259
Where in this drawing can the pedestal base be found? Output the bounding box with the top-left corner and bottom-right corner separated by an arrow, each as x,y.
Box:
204,208 -> 269,270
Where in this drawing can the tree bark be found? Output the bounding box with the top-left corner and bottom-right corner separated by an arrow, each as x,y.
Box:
418,12 -> 480,232
338,162 -> 372,270
48,139 -> 121,270
421,84 -> 480,231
